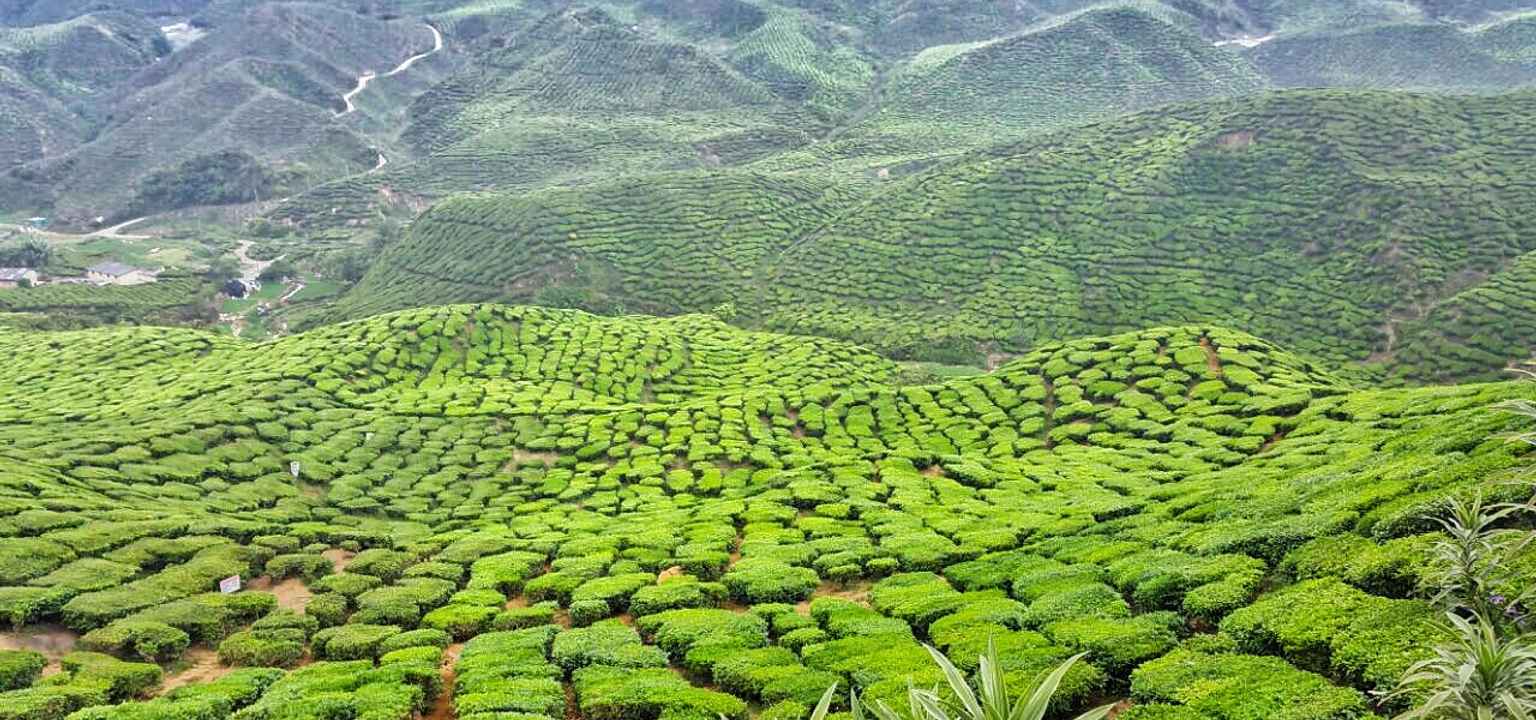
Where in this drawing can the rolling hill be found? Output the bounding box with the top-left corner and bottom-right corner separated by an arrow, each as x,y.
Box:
0,305 -> 1530,718
328,89 -> 1536,383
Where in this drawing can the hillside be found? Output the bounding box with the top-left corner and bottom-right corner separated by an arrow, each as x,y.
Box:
0,0 -> 1531,226
0,3 -> 441,223
331,90 -> 1536,383
0,306 -> 1530,718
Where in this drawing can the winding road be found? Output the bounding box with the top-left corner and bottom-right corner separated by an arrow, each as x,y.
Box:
336,23 -> 444,116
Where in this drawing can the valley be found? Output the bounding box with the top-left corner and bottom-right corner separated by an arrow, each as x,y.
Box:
0,2 -> 1532,720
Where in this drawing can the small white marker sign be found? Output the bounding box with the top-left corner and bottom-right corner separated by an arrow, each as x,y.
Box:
219,575 -> 242,594
289,461 -> 301,479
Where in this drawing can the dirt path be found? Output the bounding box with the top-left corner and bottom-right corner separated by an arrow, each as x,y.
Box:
159,648 -> 234,695
323,548 -> 356,573
0,626 -> 78,676
279,282 -> 306,303
385,24 -> 443,78
423,643 -> 463,720
247,575 -> 314,613
89,217 -> 150,239
336,23 -> 443,116
233,240 -> 277,286
1214,34 -> 1275,48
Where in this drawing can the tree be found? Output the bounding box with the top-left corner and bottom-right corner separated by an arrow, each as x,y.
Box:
206,257 -> 241,284
259,259 -> 297,283
0,238 -> 52,268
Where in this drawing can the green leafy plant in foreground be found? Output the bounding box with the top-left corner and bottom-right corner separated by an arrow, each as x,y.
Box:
1389,613 -> 1536,720
792,640 -> 1112,720
1393,376 -> 1536,719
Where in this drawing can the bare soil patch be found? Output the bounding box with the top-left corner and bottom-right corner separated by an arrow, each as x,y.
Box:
247,576 -> 314,613
159,648 -> 233,694
0,625 -> 78,676
423,643 -> 463,720
323,549 -> 356,573
795,580 -> 871,614
1215,130 -> 1256,148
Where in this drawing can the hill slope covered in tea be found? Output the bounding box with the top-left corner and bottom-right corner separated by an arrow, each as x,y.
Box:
332,90 -> 1536,383
0,305 -> 1531,720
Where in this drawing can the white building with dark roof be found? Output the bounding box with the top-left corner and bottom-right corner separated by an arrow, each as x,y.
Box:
0,268 -> 37,288
86,262 -> 159,286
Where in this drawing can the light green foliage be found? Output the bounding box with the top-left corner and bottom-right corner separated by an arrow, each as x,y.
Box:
0,303 -> 1529,720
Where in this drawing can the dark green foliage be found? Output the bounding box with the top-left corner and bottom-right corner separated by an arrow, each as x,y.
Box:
217,631 -> 304,668
80,621 -> 190,663
0,650 -> 44,692
132,152 -> 274,214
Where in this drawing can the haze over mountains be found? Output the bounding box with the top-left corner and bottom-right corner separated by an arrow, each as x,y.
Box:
1,2 -> 1536,720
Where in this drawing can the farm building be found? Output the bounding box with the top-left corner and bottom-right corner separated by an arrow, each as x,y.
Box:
86,262 -> 159,286
0,268 -> 38,288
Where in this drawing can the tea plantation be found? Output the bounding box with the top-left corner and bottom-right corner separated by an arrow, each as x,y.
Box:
0,303 -> 1531,720
332,89 -> 1536,382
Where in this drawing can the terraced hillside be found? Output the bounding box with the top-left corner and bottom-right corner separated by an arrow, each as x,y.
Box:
0,305 -> 1530,719
334,90 -> 1536,383
0,3 -> 442,223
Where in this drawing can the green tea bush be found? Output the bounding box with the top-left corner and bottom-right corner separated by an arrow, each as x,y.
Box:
79,621 -> 190,663
723,560 -> 818,603
311,624 -> 401,660
635,608 -> 768,656
0,650 -> 45,691
216,631 -> 305,668
1131,649 -> 1367,719
60,653 -> 162,702
552,621 -> 668,671
263,554 -> 331,582
422,603 -> 498,640
493,603 -> 557,631
574,665 -> 747,720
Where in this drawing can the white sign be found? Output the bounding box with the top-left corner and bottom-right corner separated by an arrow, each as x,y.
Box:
219,575 -> 242,594
289,461 -> 301,479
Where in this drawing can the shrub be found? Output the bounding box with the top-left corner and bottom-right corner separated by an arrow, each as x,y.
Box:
493,603 -> 557,631
422,604 -> 499,640
629,578 -> 726,616
306,593 -> 349,627
378,629 -> 452,654
0,684 -> 109,720
634,608 -> 768,656
570,573 -> 654,614
312,624 -> 401,660
551,621 -> 668,671
723,560 -> 818,603
0,650 -> 45,691
573,665 -> 747,720
217,631 -> 305,668
569,600 -> 611,627
80,621 -> 191,663
250,611 -> 320,639
1044,612 -> 1179,675
345,550 -> 415,583
1220,577 -> 1442,687
809,598 -> 912,639
1131,649 -> 1367,719
263,554 -> 331,582
311,574 -> 384,598
61,652 -> 163,701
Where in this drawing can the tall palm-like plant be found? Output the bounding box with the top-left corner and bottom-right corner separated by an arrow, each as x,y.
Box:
799,640 -> 1113,720
1390,613 -> 1536,720
909,641 -> 1113,720
1430,494 -> 1528,623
